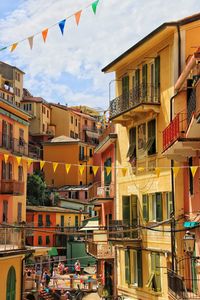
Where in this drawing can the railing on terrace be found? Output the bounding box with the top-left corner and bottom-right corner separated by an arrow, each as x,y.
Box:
28,144 -> 41,159
168,269 -> 200,299
110,83 -> 160,119
187,88 -> 196,125
0,132 -> 28,155
0,180 -> 24,195
88,182 -> 115,199
87,242 -> 114,259
108,220 -> 140,239
0,227 -> 24,251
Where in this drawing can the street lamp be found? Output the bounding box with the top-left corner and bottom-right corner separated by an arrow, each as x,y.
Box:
183,231 -> 195,255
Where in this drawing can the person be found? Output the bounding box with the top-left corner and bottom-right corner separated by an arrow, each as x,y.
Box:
74,260 -> 81,275
52,267 -> 58,288
43,271 -> 51,287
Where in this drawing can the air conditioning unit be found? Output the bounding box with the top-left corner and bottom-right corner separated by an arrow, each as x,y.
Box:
104,186 -> 110,193
97,187 -> 104,196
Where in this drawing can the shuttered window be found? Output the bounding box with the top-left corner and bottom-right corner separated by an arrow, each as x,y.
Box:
38,236 -> 42,245
151,252 -> 161,292
142,194 -> 149,222
156,193 -> 163,222
135,69 -> 140,100
142,64 -> 148,99
147,119 -> 156,155
155,56 -> 160,102
122,76 -> 129,109
125,250 -> 130,284
137,250 -> 143,287
46,215 -> 51,227
104,158 -> 112,185
38,215 -> 43,227
127,127 -> 136,160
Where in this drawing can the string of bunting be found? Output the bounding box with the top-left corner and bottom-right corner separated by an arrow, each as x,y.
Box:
0,0 -> 100,52
2,153 -> 200,178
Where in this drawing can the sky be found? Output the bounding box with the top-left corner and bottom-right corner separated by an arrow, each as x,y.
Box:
0,0 -> 200,110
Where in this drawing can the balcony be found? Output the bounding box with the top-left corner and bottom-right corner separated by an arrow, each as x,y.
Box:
0,180 -> 24,195
96,183 -> 115,198
28,143 -> 41,159
79,155 -> 89,162
87,241 -> 114,259
0,227 -> 25,252
0,132 -> 28,156
110,84 -> 160,122
108,220 -> 141,243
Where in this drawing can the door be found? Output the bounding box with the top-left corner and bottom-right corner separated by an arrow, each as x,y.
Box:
6,266 -> 16,300
191,250 -> 198,293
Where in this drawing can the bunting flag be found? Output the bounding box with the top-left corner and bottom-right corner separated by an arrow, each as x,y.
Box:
40,160 -> 45,170
0,47 -> 7,51
173,167 -> 180,178
92,166 -> 99,176
65,164 -> 71,174
121,167 -> 127,177
106,166 -> 112,176
138,167 -> 145,172
10,43 -> 18,52
190,166 -> 198,178
155,167 -> 161,178
16,156 -> 22,166
91,0 -> 99,14
4,154 -> 9,163
58,19 -> 66,35
79,165 -> 85,175
27,158 -> 33,169
28,36 -> 34,49
53,162 -> 58,173
75,10 -> 82,26
42,29 -> 48,43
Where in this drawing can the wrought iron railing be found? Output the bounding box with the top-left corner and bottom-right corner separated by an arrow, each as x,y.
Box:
0,227 -> 25,251
187,88 -> 196,125
108,220 -> 140,240
110,83 -> 160,119
0,132 -> 28,155
0,180 -> 24,195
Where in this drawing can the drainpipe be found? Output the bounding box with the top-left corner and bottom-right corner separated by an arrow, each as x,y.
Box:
21,256 -> 26,300
113,140 -> 117,297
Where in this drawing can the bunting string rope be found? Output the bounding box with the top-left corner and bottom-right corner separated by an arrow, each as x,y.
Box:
0,0 -> 101,52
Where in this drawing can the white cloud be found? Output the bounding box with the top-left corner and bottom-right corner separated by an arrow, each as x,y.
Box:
0,0 -> 200,109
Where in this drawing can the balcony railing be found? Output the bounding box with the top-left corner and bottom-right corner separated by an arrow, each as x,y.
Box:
0,132 -> 28,156
108,220 -> 140,240
87,242 -> 114,259
0,180 -> 24,195
110,83 -> 160,119
28,144 -> 41,159
99,124 -> 115,143
0,227 -> 25,251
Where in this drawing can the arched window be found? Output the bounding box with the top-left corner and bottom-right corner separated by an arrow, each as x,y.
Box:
6,266 -> 16,300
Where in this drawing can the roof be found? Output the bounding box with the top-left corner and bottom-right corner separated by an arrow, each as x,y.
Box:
26,205 -> 81,214
0,61 -> 25,74
102,13 -> 200,73
50,135 -> 80,143
21,96 -> 50,107
58,184 -> 93,191
72,109 -> 97,121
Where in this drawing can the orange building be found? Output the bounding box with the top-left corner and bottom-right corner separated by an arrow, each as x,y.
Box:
43,136 -> 95,187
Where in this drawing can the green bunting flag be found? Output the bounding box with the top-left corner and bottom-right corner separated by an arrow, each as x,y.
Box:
91,0 -> 99,14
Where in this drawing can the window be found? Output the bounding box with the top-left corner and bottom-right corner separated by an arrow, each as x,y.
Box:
38,236 -> 42,245
75,119 -> 78,126
42,124 -> 45,132
43,106 -> 46,114
122,76 -> 129,106
75,216 -> 79,227
47,110 -> 49,118
17,203 -> 22,223
143,193 -> 163,222
70,131 -> 74,138
61,215 -> 64,232
125,250 -> 130,284
142,194 -> 149,222
79,146 -> 84,160
166,192 -> 173,219
18,166 -> 23,181
142,64 -> 148,99
46,236 -> 50,245
3,200 -> 8,222
189,157 -> 194,195
19,128 -> 24,146
6,266 -> 16,300
89,166 -> 93,174
147,119 -> 156,155
89,148 -> 93,157
85,191 -> 88,199
71,116 -> 73,124
138,123 -> 146,157
2,161 -> 12,180
130,250 -> 143,287
29,103 -> 32,111
75,133 -> 79,139
89,207 -> 92,217
46,215 -> 51,227
38,215 -> 43,227
147,252 -> 161,292
127,127 -> 136,161
135,69 -> 140,100
122,195 -> 138,238
154,56 -> 160,102
85,120 -> 88,126
104,158 -> 112,185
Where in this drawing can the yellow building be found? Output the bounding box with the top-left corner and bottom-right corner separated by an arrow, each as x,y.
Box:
43,136 -> 95,187
102,13 -> 200,300
0,61 -> 24,107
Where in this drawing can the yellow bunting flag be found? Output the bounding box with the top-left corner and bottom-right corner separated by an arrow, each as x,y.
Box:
138,167 -> 145,172
16,156 -> 22,166
27,158 -> 33,169
65,164 -> 71,174
155,167 -> 161,178
92,166 -> 99,176
42,28 -> 48,42
106,167 -> 112,176
79,165 -> 85,175
190,166 -> 198,178
53,162 -> 58,173
173,167 -> 180,178
40,160 -> 45,170
75,10 -> 82,26
10,43 -> 18,52
28,36 -> 34,49
4,154 -> 9,163
122,167 -> 127,177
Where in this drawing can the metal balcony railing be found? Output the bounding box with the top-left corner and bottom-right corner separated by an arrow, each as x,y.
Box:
0,227 -> 25,251
110,83 -> 160,119
28,144 -> 41,159
0,132 -> 28,156
0,180 -> 24,195
187,88 -> 196,125
108,220 -> 140,240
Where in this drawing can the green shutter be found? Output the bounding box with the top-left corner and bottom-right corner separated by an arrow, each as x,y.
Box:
147,119 -> 156,155
142,194 -> 149,222
125,250 -> 130,283
155,56 -> 160,101
123,196 -> 130,225
131,195 -> 138,238
156,193 -> 163,221
104,158 -> 112,185
142,64 -> 148,99
6,267 -> 16,300
137,250 -> 143,287
155,253 -> 161,292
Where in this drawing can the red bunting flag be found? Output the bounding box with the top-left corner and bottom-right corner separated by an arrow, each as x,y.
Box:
75,10 -> 82,26
42,28 -> 48,43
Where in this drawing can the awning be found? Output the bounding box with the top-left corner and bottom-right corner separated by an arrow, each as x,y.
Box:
86,130 -> 99,139
80,220 -> 99,231
48,247 -> 58,256
183,222 -> 199,228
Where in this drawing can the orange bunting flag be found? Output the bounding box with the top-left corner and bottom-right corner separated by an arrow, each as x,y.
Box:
16,156 -> 22,166
27,158 -> 33,169
79,165 -> 85,175
4,154 -> 9,163
106,167 -> 112,176
65,164 -> 71,174
190,166 -> 198,178
173,167 -> 180,178
122,167 -> 127,177
28,36 -> 34,49
42,28 -> 48,42
10,43 -> 18,52
40,161 -> 45,170
92,166 -> 99,176
155,167 -> 161,178
75,10 -> 82,26
53,162 -> 58,173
